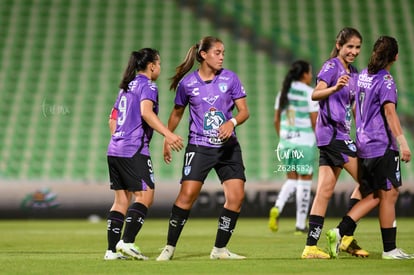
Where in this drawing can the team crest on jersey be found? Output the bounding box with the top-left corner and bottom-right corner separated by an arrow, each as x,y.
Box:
203,95 -> 219,105
184,165 -> 191,176
218,83 -> 228,93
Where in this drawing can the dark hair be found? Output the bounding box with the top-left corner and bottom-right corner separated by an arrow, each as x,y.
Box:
367,36 -> 398,74
278,60 -> 311,111
119,48 -> 159,91
330,27 -> 363,58
169,36 -> 223,91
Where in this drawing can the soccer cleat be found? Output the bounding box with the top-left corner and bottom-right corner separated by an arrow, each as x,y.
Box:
210,247 -> 246,260
104,250 -> 129,260
382,248 -> 414,260
116,240 -> 149,260
268,207 -> 279,232
301,245 -> 330,259
326,228 -> 341,259
156,245 -> 176,261
294,227 -> 309,236
340,236 -> 369,257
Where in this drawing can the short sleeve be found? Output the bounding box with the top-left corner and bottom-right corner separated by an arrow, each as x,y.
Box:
174,81 -> 189,107
378,74 -> 398,106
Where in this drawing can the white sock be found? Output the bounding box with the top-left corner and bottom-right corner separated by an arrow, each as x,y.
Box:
295,179 -> 312,229
275,179 -> 297,213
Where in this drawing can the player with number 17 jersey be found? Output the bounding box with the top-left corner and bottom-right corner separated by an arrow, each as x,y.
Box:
175,68 -> 246,147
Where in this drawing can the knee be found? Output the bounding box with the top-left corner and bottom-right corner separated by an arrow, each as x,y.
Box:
134,190 -> 155,208
111,200 -> 130,214
226,190 -> 245,207
317,187 -> 333,201
175,192 -> 198,208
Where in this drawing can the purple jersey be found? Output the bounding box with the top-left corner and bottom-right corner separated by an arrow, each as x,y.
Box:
355,69 -> 398,158
107,74 -> 159,157
315,57 -> 358,146
175,68 -> 246,148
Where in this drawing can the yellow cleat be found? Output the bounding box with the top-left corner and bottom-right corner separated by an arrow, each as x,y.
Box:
268,207 -> 279,232
340,236 -> 369,257
301,245 -> 330,259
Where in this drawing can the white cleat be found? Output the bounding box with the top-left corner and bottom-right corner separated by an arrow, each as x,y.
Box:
156,245 -> 176,261
210,247 -> 246,260
104,250 -> 129,260
382,248 -> 414,260
116,240 -> 149,260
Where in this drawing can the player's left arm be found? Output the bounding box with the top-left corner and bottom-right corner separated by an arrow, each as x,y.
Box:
108,108 -> 118,135
384,102 -> 411,162
218,97 -> 249,140
232,97 -> 249,126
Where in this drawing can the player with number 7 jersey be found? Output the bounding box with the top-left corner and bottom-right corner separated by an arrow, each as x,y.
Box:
328,36 -> 412,260
355,69 -> 399,158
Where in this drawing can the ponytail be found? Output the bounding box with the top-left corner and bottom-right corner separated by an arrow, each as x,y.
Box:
169,45 -> 198,91
169,36 -> 223,91
367,36 -> 398,74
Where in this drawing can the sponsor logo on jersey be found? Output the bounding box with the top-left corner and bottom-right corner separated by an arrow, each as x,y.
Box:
208,137 -> 227,145
202,95 -> 219,105
204,107 -> 225,130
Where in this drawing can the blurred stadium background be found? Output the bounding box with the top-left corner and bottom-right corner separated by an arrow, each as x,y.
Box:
1,0 -> 413,218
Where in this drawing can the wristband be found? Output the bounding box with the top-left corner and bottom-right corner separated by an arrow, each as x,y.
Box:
230,118 -> 238,127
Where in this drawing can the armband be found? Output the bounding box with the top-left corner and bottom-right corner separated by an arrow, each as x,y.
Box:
109,108 -> 118,120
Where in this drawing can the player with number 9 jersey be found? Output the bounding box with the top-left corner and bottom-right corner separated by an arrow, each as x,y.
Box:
107,74 -> 158,157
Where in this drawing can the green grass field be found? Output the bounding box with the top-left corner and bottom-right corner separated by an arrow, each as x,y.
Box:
1,217 -> 414,274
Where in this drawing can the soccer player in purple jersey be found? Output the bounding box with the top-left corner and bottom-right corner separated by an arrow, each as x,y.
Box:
104,49 -> 184,260
327,36 -> 413,259
156,36 -> 249,261
301,27 -> 374,259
